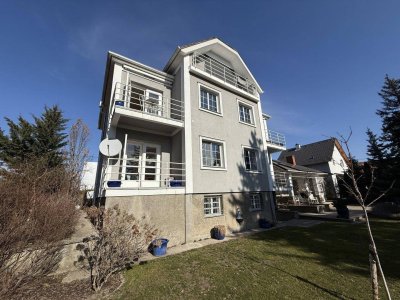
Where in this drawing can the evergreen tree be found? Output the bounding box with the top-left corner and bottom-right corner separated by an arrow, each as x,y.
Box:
0,105 -> 68,168
366,75 -> 400,201
366,128 -> 386,164
0,117 -> 35,165
33,106 -> 68,167
377,75 -> 400,161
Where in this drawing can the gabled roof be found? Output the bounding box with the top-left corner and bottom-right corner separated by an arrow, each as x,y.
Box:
163,37 -> 263,93
273,160 -> 327,176
278,138 -> 348,166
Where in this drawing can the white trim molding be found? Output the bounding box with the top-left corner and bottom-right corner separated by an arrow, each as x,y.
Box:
183,56 -> 193,193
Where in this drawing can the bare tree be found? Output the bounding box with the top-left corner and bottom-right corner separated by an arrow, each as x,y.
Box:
65,119 -> 90,204
338,131 -> 394,300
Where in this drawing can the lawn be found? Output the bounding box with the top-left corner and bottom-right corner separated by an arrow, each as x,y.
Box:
116,219 -> 400,299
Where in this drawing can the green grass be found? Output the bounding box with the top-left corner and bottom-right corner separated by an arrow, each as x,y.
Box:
116,219 -> 400,299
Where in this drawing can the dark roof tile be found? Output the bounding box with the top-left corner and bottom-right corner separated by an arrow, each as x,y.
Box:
278,138 -> 336,166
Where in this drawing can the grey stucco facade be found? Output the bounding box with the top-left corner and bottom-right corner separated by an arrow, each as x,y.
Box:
95,38 -> 277,245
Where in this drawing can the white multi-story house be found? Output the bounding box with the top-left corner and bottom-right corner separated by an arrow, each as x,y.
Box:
94,38 -> 285,246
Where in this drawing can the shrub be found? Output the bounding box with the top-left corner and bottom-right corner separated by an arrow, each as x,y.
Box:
0,159 -> 78,297
77,206 -> 158,292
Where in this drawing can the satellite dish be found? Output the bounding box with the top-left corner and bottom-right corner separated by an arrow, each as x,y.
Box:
99,139 -> 122,157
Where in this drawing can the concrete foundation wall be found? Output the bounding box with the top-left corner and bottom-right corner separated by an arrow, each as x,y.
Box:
191,192 -> 273,241
105,195 -> 186,246
105,191 -> 274,246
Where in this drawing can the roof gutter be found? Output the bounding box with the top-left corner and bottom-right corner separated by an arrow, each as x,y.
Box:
163,46 -> 181,72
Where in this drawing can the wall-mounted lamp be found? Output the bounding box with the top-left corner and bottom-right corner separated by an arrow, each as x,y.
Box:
236,207 -> 244,224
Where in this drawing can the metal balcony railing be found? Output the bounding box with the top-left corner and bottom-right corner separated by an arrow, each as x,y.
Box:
103,158 -> 185,189
191,53 -> 257,96
267,130 -> 286,147
112,82 -> 184,122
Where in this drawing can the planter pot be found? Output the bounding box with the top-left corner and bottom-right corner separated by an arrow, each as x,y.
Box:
107,180 -> 121,188
211,229 -> 225,240
259,219 -> 272,229
115,101 -> 124,106
151,238 -> 169,256
336,206 -> 349,219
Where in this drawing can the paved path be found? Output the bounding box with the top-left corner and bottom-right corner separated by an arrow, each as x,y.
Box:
298,205 -> 367,222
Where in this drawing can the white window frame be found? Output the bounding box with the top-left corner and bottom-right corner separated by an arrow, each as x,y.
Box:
242,146 -> 262,173
198,83 -> 223,116
250,193 -> 262,211
204,195 -> 223,217
144,89 -> 163,116
200,136 -> 227,171
237,99 -> 256,127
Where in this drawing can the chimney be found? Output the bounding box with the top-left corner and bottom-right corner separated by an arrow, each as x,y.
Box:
295,143 -> 301,150
286,155 -> 296,166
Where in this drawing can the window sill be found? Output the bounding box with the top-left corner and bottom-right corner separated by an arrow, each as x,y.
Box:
249,208 -> 262,212
239,120 -> 256,128
204,213 -> 224,218
199,107 -> 223,117
201,166 -> 227,171
244,170 -> 263,174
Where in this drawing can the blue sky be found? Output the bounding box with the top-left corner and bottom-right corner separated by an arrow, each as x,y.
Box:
0,0 -> 399,161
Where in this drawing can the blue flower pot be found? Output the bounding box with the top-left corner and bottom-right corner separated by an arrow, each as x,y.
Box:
115,101 -> 124,106
259,219 -> 272,229
211,228 -> 225,240
151,238 -> 169,256
107,180 -> 121,187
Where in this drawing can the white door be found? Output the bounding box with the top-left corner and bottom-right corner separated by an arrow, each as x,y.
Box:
122,139 -> 161,188
141,144 -> 161,187
122,142 -> 142,188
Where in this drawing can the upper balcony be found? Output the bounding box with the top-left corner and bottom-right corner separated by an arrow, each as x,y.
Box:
266,130 -> 286,153
191,53 -> 258,97
109,82 -> 184,135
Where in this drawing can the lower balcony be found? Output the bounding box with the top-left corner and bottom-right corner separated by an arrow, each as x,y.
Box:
101,157 -> 185,196
109,82 -> 184,136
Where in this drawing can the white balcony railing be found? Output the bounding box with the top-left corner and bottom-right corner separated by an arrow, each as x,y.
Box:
267,130 -> 286,147
112,82 -> 184,122
103,158 -> 185,189
191,53 -> 257,96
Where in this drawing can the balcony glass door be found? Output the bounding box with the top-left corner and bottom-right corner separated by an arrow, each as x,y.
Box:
123,142 -> 142,187
129,86 -> 144,111
122,139 -> 161,188
140,144 -> 161,187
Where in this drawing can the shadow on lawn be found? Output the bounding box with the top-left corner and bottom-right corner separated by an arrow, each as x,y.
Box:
247,219 -> 400,281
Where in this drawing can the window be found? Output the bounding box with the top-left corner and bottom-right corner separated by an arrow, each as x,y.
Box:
239,103 -> 254,125
243,148 -> 259,171
200,86 -> 221,114
204,195 -> 222,216
145,90 -> 162,115
201,138 -> 225,168
250,194 -> 262,211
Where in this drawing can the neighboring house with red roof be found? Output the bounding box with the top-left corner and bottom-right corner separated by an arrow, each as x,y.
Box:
278,138 -> 349,199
